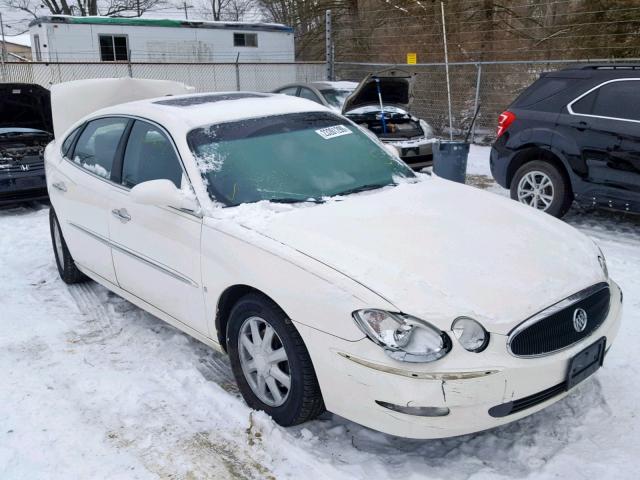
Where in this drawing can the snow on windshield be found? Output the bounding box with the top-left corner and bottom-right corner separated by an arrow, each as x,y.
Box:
187,112 -> 414,207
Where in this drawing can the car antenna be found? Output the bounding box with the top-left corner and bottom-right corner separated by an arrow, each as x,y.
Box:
374,77 -> 388,135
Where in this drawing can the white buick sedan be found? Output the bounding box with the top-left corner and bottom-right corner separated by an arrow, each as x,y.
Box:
45,87 -> 622,439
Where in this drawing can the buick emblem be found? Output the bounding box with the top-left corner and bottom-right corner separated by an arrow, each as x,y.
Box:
573,308 -> 588,332
20,164 -> 30,172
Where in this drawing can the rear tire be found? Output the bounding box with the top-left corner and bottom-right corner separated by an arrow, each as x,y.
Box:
49,208 -> 87,284
510,160 -> 572,218
227,293 -> 325,426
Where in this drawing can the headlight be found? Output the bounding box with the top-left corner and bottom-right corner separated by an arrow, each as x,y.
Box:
451,317 -> 489,352
597,245 -> 609,280
352,309 -> 451,363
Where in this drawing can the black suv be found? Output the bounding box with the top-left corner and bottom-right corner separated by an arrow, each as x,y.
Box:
491,65 -> 640,218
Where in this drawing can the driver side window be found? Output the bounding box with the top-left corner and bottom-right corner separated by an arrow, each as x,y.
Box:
121,120 -> 184,189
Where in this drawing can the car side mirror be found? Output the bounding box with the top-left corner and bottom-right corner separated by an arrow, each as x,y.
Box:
130,179 -> 198,211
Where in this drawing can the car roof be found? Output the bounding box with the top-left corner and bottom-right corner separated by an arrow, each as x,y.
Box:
561,64 -> 640,71
274,81 -> 359,91
309,81 -> 359,90
86,91 -> 332,133
546,64 -> 640,80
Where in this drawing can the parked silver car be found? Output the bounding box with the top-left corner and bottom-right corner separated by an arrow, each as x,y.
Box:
274,69 -> 435,169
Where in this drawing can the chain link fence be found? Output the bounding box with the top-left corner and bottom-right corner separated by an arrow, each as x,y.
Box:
3,57 -> 638,144
336,59 -> 640,143
0,61 -> 326,93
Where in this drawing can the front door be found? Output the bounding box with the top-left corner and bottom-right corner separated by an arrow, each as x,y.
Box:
108,119 -> 207,334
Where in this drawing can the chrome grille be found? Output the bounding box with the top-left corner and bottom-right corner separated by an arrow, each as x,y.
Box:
0,158 -> 44,174
508,283 -> 610,357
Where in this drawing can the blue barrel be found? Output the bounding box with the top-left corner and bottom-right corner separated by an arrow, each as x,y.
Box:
432,141 -> 470,184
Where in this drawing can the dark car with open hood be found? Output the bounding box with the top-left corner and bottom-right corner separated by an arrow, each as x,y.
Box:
0,83 -> 53,205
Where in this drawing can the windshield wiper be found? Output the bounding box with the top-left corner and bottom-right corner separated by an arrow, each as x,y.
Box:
334,182 -> 393,197
269,197 -> 324,204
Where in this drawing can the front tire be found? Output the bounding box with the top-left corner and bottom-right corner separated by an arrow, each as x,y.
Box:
49,208 -> 87,284
227,293 -> 324,426
510,160 -> 572,218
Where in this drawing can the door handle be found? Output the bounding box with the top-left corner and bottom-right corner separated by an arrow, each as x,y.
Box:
570,120 -> 590,131
51,181 -> 67,192
111,208 -> 131,223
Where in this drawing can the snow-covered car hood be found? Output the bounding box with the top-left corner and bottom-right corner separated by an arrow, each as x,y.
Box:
342,68 -> 414,114
240,178 -> 605,335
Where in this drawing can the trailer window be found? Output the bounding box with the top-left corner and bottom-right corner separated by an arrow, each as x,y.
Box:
233,33 -> 258,47
33,35 -> 42,61
99,35 -> 129,62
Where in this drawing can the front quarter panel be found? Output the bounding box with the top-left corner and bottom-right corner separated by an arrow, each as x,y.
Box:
200,218 -> 394,343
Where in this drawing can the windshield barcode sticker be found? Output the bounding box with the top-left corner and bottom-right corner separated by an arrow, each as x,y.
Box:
315,125 -> 352,139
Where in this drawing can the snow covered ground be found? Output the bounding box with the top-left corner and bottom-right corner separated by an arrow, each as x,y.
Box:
2,146 -> 639,479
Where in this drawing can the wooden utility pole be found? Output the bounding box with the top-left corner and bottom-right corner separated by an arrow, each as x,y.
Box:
0,12 -> 7,64
181,2 -> 194,20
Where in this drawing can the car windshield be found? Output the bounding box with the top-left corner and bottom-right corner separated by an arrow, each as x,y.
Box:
320,89 -> 355,109
187,111 -> 414,207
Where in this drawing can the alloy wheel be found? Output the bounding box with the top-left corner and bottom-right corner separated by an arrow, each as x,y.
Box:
238,316 -> 291,407
517,170 -> 555,211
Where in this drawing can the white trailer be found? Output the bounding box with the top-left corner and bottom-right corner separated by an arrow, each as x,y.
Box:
29,16 -> 294,63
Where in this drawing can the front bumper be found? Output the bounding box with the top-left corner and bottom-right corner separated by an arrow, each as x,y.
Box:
0,169 -> 48,205
385,138 -> 434,169
297,281 -> 623,439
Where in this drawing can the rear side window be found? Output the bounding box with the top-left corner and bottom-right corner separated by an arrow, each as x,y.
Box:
298,87 -> 322,104
121,121 -> 183,188
572,79 -> 640,121
61,127 -> 81,157
277,87 -> 298,96
513,77 -> 573,108
72,117 -> 128,179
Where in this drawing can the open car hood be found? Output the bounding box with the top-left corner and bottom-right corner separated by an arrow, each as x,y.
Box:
51,78 -> 195,138
342,69 -> 414,114
0,84 -> 52,133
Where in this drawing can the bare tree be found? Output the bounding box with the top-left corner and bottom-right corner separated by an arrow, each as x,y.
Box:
1,0 -> 166,18
222,0 -> 255,21
256,0 -> 351,60
196,0 -> 255,21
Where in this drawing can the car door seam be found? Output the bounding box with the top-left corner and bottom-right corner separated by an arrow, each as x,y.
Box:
68,221 -> 199,288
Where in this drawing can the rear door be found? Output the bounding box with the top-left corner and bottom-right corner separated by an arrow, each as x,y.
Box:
108,119 -> 207,334
50,117 -> 130,284
567,78 -> 640,197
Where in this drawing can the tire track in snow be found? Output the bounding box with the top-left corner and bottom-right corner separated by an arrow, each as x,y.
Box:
195,345 -> 240,395
63,282 -> 274,478
66,282 -> 122,344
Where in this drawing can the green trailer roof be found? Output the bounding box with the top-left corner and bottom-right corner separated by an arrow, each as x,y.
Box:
30,15 -> 293,33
